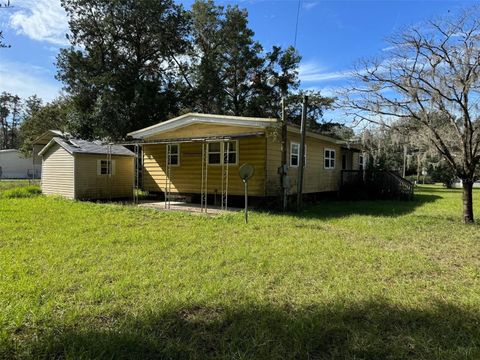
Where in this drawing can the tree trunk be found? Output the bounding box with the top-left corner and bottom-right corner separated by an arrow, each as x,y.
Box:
462,179 -> 474,223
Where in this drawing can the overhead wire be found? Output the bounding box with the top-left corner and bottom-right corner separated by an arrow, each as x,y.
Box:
293,0 -> 302,48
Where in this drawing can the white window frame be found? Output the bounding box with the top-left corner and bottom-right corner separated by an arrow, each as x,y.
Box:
167,143 -> 180,167
290,142 -> 299,167
97,159 -> 116,176
290,142 -> 307,167
207,140 -> 238,166
207,142 -> 222,165
324,148 -> 336,170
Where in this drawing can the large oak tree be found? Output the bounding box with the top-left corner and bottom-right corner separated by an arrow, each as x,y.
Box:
57,0 -> 190,140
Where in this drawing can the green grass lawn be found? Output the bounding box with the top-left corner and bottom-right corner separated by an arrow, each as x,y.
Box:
1,185 -> 480,359
0,180 -> 39,191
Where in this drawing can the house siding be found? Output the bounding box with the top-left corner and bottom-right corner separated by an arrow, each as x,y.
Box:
41,144 -> 75,199
142,137 -> 266,197
265,134 -> 282,196
265,130 -> 344,195
140,121 -> 352,198
74,154 -> 134,200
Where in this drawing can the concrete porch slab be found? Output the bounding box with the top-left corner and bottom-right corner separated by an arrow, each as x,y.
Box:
138,201 -> 241,215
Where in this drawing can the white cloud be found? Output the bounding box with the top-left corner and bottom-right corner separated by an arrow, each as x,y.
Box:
303,2 -> 319,11
9,0 -> 69,46
0,60 -> 62,101
381,45 -> 397,52
299,61 -> 354,83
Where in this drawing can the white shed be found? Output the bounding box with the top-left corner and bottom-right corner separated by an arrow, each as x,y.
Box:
0,149 -> 34,179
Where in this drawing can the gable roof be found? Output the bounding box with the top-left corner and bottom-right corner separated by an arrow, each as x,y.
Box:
38,137 -> 134,157
128,112 -> 278,139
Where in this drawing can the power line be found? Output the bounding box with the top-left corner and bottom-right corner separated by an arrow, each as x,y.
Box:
293,0 -> 302,48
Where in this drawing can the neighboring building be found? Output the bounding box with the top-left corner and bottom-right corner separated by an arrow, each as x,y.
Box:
128,113 -> 363,199
452,179 -> 480,188
38,137 -> 135,200
0,149 -> 35,179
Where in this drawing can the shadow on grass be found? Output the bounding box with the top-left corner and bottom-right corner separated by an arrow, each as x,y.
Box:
295,193 -> 442,220
3,300 -> 479,359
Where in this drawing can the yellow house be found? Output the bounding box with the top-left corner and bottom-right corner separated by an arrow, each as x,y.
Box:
128,113 -> 362,202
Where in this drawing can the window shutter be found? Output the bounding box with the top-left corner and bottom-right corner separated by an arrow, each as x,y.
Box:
111,160 -> 116,175
97,160 -> 101,175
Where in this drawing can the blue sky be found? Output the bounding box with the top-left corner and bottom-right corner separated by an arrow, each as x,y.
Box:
0,0 -> 477,121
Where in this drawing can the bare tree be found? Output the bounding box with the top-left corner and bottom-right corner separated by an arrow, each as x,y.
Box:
0,1 -> 12,48
342,7 -> 480,223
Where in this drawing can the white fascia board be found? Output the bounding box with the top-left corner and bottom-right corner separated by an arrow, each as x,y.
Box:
38,138 -> 74,157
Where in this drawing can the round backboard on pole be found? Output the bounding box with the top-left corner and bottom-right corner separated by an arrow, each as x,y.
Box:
239,163 -> 255,182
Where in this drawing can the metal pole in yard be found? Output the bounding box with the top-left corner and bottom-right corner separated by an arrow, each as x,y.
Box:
201,141 -> 205,212
205,142 -> 208,214
31,145 -> 35,185
296,95 -> 308,211
165,144 -> 171,209
134,144 -> 140,204
225,141 -> 230,211
244,180 -> 248,224
133,144 -> 136,204
221,141 -> 226,210
108,144 -> 112,202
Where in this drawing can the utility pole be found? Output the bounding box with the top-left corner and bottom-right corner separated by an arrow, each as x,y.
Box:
281,96 -> 288,211
266,74 -> 289,211
296,95 -> 308,211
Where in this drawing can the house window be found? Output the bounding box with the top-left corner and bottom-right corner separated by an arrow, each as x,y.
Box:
97,159 -> 115,175
342,154 -> 347,170
290,142 -> 307,167
224,141 -> 237,165
290,143 -> 299,167
208,141 -> 237,165
359,154 -> 364,170
208,142 -> 221,164
324,149 -> 336,169
167,144 -> 180,166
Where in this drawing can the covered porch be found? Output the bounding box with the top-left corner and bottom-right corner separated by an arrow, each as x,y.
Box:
130,132 -> 267,212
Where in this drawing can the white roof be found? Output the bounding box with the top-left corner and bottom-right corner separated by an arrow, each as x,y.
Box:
128,112 -> 278,139
0,149 -> 20,153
